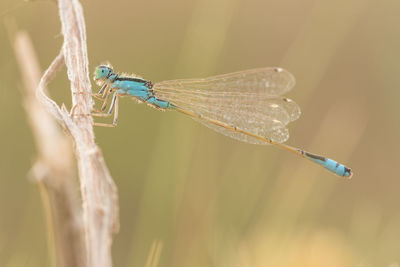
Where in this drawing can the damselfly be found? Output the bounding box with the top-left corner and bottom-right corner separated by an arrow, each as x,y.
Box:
91,64 -> 352,178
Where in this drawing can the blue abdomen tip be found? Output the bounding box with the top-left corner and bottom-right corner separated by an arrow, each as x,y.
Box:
323,158 -> 353,178
305,152 -> 352,178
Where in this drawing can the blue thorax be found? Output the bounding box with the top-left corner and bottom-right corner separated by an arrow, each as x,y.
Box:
107,74 -> 174,109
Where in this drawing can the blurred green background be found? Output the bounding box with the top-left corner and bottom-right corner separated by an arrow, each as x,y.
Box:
1,0 -> 400,266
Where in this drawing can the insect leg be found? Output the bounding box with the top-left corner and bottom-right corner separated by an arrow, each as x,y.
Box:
92,82 -> 110,100
93,92 -> 120,127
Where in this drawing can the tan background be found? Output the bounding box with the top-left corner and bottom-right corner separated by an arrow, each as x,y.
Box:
0,0 -> 399,266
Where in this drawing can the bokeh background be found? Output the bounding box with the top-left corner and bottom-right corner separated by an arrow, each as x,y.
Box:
1,0 -> 399,266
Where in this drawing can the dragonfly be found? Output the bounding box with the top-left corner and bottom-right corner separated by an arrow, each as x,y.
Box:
91,64 -> 352,178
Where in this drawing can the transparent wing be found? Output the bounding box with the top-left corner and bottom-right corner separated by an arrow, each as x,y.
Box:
155,67 -> 296,97
153,68 -> 300,144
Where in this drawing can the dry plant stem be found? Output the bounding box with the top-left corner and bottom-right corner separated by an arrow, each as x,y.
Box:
145,240 -> 163,267
35,0 -> 119,266
13,30 -> 85,267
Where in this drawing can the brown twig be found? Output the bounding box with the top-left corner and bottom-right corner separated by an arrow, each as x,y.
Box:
12,29 -> 86,267
14,0 -> 119,266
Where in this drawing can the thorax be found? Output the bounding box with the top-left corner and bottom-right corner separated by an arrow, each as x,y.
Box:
111,76 -> 151,93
